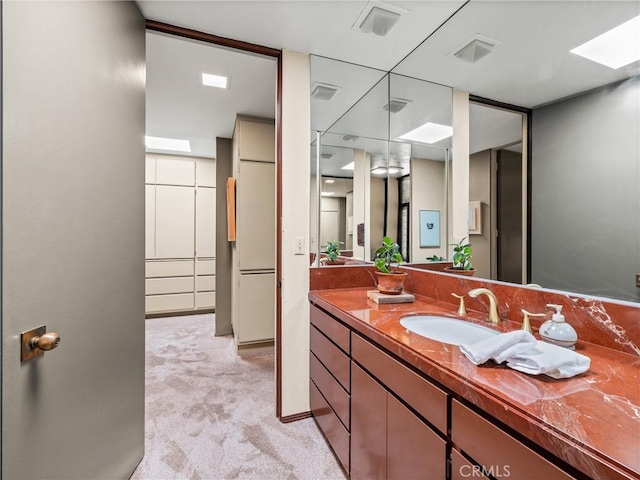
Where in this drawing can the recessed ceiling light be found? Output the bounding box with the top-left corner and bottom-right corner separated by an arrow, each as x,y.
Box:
311,82 -> 340,101
382,98 -> 411,114
341,162 -> 355,171
321,192 -> 335,197
371,167 -> 388,175
324,179 -> 335,184
145,136 -> 191,152
570,15 -> 640,69
399,122 -> 453,144
355,3 -> 407,37
388,167 -> 403,175
202,73 -> 229,89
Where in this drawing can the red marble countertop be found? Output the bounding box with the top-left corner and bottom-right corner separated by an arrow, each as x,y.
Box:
309,287 -> 640,480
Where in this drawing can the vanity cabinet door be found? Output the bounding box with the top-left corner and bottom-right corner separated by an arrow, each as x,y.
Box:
351,363 -> 387,480
387,394 -> 446,480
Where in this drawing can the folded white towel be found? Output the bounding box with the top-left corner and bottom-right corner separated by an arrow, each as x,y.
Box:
507,341 -> 590,379
460,330 -> 537,365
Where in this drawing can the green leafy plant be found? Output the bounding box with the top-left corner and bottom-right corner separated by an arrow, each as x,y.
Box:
426,255 -> 446,262
325,240 -> 341,262
374,236 -> 403,274
451,236 -> 473,270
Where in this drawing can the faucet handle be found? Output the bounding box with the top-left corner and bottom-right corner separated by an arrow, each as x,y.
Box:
521,309 -> 546,334
451,293 -> 467,316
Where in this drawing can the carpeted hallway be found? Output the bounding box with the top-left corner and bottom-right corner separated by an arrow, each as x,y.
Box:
132,314 -> 346,480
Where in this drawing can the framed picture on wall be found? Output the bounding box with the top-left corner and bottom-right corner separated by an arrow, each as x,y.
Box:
419,210 -> 440,247
469,201 -> 482,235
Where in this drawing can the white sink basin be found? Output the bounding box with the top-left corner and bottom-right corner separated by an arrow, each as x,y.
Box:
399,315 -> 498,346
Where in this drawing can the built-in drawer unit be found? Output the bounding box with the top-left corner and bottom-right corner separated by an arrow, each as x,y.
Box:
310,353 -> 350,428
196,259 -> 216,275
146,293 -> 194,313
196,275 -> 216,292
310,305 -> 350,354
451,400 -> 576,480
310,325 -> 350,392
195,292 -> 215,309
352,333 -> 448,435
310,381 -> 350,473
145,260 -> 194,278
145,277 -> 194,295
450,449 -> 489,480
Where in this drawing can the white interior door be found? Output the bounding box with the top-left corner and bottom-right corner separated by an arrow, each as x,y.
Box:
2,2 -> 145,478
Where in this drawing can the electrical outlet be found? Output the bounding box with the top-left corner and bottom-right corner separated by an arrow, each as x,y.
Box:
294,236 -> 305,255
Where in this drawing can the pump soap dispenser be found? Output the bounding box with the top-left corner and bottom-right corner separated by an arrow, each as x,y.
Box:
539,304 -> 578,349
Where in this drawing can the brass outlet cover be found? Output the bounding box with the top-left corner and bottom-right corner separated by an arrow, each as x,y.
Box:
21,325 -> 46,362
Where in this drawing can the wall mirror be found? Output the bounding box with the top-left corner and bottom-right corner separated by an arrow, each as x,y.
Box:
311,0 -> 639,303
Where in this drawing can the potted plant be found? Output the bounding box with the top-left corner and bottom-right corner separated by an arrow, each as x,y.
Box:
322,240 -> 345,265
373,236 -> 407,294
444,236 -> 476,276
426,255 -> 446,261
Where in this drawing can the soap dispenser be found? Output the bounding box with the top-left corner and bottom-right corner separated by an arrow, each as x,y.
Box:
539,304 -> 578,349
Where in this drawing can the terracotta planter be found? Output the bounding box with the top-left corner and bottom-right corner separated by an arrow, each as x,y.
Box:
322,258 -> 346,266
444,267 -> 476,277
375,271 -> 408,295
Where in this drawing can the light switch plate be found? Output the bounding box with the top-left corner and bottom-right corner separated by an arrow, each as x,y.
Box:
294,236 -> 305,255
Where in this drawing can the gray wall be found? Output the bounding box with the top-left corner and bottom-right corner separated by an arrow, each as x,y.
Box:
532,77 -> 639,302
215,138 -> 233,336
469,150 -> 491,278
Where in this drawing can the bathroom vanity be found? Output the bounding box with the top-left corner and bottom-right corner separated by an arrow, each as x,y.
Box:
308,266 -> 640,480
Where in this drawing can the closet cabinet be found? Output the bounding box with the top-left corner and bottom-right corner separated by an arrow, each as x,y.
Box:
145,154 -> 216,314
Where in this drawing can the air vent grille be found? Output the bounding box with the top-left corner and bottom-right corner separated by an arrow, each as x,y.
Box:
311,82 -> 340,101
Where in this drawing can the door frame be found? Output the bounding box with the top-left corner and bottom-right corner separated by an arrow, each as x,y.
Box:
145,21 -> 285,419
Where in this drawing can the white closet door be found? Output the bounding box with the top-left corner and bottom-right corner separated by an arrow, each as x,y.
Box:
197,159 -> 216,187
156,156 -> 195,186
155,186 -> 195,258
145,185 -> 156,259
196,187 -> 216,258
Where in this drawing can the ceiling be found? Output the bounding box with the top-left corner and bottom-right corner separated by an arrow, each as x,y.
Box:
140,1 -> 639,159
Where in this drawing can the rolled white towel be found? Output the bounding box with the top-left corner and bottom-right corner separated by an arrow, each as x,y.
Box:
460,330 -> 537,365
506,341 -> 590,379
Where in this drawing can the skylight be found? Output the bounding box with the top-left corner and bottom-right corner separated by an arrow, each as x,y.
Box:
399,122 -> 453,144
341,162 -> 355,171
570,15 -> 640,69
145,136 -> 191,152
202,73 -> 230,89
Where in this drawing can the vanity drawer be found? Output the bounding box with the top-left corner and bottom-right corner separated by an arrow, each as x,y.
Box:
310,325 -> 350,392
145,277 -> 193,295
310,305 -> 350,354
310,352 -> 350,429
352,333 -> 448,434
145,260 -> 194,278
450,449 -> 489,480
310,381 -> 350,474
452,400 -> 575,480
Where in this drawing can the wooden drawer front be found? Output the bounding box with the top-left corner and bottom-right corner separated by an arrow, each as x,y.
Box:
452,400 -> 575,480
310,381 -> 350,474
387,394 -> 447,480
145,277 -> 194,295
352,334 -> 448,434
451,449 -> 489,480
196,259 -> 216,275
310,353 -> 350,429
310,305 -> 350,354
310,325 -> 350,392
146,260 -> 194,278
196,275 -> 216,292
195,292 -> 215,309
146,293 -> 194,313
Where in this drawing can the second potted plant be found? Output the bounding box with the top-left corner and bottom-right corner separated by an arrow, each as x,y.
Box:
444,236 -> 475,276
322,240 -> 345,265
373,236 -> 407,294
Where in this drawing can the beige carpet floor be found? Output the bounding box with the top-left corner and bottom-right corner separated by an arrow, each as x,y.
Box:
131,314 -> 346,480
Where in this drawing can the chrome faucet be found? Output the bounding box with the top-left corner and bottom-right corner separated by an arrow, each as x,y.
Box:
468,288 -> 500,324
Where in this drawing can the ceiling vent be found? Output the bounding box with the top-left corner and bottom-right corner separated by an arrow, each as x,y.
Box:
342,134 -> 359,142
311,82 -> 340,101
382,98 -> 411,114
321,153 -> 334,160
452,34 -> 501,64
354,2 -> 407,37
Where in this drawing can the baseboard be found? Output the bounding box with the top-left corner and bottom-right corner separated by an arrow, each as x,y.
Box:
145,308 -> 215,319
280,411 -> 312,423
